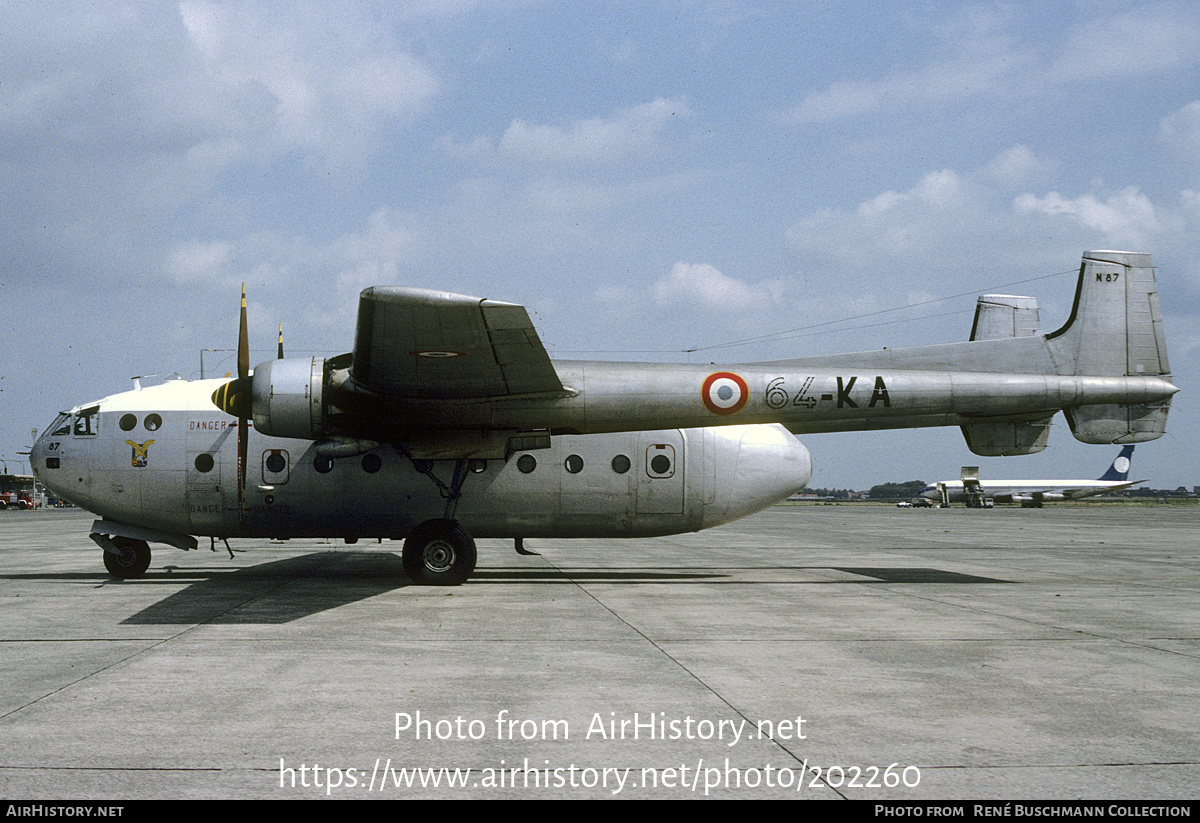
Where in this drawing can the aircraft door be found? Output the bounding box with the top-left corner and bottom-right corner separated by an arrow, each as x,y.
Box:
636,431 -> 684,514
186,421 -> 232,533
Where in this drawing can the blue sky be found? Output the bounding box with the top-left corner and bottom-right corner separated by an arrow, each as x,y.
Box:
3,1 -> 1199,490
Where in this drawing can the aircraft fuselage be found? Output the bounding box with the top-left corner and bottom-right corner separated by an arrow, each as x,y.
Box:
31,378 -> 812,542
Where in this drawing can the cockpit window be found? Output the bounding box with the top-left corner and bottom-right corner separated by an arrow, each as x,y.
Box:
48,414 -> 72,437
73,405 -> 100,437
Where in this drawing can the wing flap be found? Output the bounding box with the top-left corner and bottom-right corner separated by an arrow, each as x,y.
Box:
351,287 -> 564,399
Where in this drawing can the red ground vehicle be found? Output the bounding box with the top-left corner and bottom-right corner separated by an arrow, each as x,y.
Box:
0,475 -> 39,510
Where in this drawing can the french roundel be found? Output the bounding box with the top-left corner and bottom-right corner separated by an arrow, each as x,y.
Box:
701,371 -> 749,415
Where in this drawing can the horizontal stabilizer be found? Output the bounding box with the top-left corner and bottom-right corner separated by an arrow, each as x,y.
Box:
960,415 -> 1053,456
1066,401 -> 1171,444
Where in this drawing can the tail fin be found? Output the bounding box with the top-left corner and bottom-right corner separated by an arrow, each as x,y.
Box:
1047,250 -> 1170,377
970,294 -> 1041,341
1049,251 -> 1173,445
1096,445 -> 1134,482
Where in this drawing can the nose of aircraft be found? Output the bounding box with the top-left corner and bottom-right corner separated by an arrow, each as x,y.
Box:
705,423 -> 812,527
29,422 -> 50,477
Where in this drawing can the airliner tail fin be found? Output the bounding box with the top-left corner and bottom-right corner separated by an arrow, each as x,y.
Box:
1096,445 -> 1135,482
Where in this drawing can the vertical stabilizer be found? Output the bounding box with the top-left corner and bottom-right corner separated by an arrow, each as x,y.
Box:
1048,251 -> 1170,377
1050,251 -> 1173,444
970,294 -> 1040,341
1097,445 -> 1134,482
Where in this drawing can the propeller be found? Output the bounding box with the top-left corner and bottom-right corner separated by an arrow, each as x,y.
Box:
211,284 -> 252,528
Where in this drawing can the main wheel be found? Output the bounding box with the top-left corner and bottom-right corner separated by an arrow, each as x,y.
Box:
402,519 -> 476,586
102,537 -> 151,579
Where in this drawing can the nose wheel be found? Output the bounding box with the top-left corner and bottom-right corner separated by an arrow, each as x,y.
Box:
102,537 -> 152,579
402,519 -> 476,586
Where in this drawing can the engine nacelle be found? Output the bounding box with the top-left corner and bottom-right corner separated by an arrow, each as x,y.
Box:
251,357 -> 327,439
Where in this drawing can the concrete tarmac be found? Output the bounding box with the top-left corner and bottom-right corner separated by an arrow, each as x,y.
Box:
1,504 -> 1197,800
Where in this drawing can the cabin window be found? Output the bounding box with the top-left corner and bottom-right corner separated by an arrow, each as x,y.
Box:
144,413 -> 162,431
516,454 -> 537,474
119,414 -> 137,431
194,454 -> 215,473
564,454 -> 584,474
362,453 -> 382,473
314,455 -> 334,474
611,455 -> 631,474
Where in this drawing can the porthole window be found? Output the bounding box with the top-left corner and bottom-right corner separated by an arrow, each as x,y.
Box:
265,452 -> 286,473
144,413 -> 162,431
651,455 -> 671,475
468,459 -> 488,474
362,453 -> 382,473
194,453 -> 214,473
611,454 -> 631,474
516,454 -> 537,474
119,414 -> 137,431
565,454 -> 584,474
314,455 -> 334,474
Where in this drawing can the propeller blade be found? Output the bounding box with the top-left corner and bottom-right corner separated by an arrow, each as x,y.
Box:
207,283 -> 253,532
238,283 -> 249,381
236,414 -> 247,530
277,322 -> 284,359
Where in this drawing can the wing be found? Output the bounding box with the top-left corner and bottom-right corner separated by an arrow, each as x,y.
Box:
350,287 -> 565,399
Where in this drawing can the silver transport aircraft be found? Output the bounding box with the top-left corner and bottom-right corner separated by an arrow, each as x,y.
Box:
919,445 -> 1142,507
30,250 -> 1177,585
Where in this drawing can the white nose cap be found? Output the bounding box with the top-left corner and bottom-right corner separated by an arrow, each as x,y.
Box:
712,424 -> 811,526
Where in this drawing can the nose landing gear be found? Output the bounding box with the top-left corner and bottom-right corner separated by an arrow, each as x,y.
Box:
101,537 -> 152,579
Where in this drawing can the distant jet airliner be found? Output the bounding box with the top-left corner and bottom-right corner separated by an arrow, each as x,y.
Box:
919,445 -> 1142,507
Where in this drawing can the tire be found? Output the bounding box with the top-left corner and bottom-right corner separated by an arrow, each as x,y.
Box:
402,519 -> 476,586
102,537 -> 151,579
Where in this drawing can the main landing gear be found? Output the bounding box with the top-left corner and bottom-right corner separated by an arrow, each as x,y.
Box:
401,518 -> 477,586
402,456 -> 480,586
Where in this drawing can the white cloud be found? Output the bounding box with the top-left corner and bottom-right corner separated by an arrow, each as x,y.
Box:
1160,100 -> 1200,170
650,262 -> 768,312
782,8 -> 1031,124
446,98 -> 693,166
1052,4 -> 1200,81
168,239 -> 234,285
983,145 -> 1055,188
1014,187 -> 1163,249
163,208 -> 413,325
784,4 -> 1200,125
788,168 -> 993,276
178,1 -> 439,168
782,159 -> 1178,333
